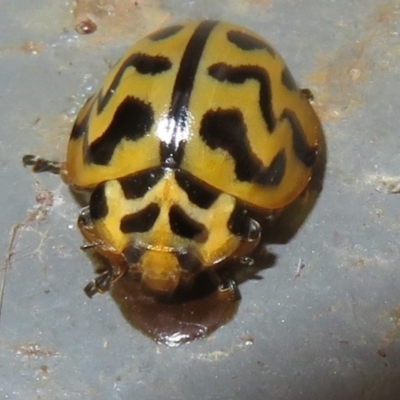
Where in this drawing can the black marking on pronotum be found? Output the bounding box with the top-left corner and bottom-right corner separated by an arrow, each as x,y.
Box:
281,66 -> 298,91
97,53 -> 172,114
160,20 -> 219,168
169,205 -> 208,242
119,168 -> 164,200
87,96 -> 154,165
120,203 -> 160,233
227,30 -> 275,55
90,183 -> 108,220
200,108 -> 286,185
208,63 -> 275,132
148,25 -> 184,41
281,108 -> 317,167
175,170 -> 219,209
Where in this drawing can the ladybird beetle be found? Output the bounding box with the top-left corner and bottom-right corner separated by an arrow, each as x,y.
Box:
24,20 -> 320,298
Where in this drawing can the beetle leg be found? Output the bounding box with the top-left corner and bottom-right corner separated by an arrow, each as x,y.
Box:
244,218 -> 261,243
232,217 -> 261,259
208,270 -> 241,302
22,154 -> 63,175
217,275 -> 241,301
84,270 -> 113,298
84,265 -> 126,298
239,256 -> 254,266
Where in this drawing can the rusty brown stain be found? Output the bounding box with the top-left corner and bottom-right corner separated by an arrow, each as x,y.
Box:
20,41 -> 44,55
381,305 -> 400,344
389,306 -> 400,326
249,0 -> 273,4
71,0 -> 171,44
15,343 -> 59,358
75,18 -> 98,35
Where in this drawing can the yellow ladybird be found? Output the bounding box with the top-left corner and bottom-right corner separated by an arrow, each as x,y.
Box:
25,20 -> 320,298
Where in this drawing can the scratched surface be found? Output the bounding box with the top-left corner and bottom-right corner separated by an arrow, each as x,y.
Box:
1,0 -> 400,399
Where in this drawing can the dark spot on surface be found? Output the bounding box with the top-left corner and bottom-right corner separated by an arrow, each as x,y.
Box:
119,168 -> 164,199
175,170 -> 218,209
208,63 -> 275,132
227,30 -> 275,55
90,183 -> 108,220
169,205 -> 208,242
148,25 -> 184,41
281,66 -> 298,91
75,19 -> 97,35
120,203 -> 160,233
88,96 -> 154,165
280,108 -> 317,167
199,108 -> 285,185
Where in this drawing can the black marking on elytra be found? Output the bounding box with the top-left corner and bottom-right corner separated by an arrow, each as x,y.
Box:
200,108 -> 286,185
160,20 -> 219,168
281,66 -> 298,91
123,245 -> 143,265
90,183 -> 108,220
148,25 -> 184,41
254,150 -> 286,185
176,251 -> 202,273
169,205 -> 208,242
208,63 -> 275,132
227,30 -> 275,55
88,96 -> 154,165
70,118 -> 86,140
175,170 -> 219,209
97,53 -> 172,115
120,203 -> 160,234
281,108 -> 317,167
119,168 -> 164,200
70,95 -> 94,140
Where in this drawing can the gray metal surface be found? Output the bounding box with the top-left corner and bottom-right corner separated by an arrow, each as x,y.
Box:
1,0 -> 399,399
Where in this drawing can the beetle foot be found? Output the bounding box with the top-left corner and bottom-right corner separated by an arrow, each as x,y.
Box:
239,256 -> 254,266
84,270 -> 114,298
245,218 -> 261,243
84,264 -> 127,297
217,276 -> 241,302
22,154 -> 62,174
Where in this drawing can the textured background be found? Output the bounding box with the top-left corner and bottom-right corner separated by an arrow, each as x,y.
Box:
1,0 -> 399,399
